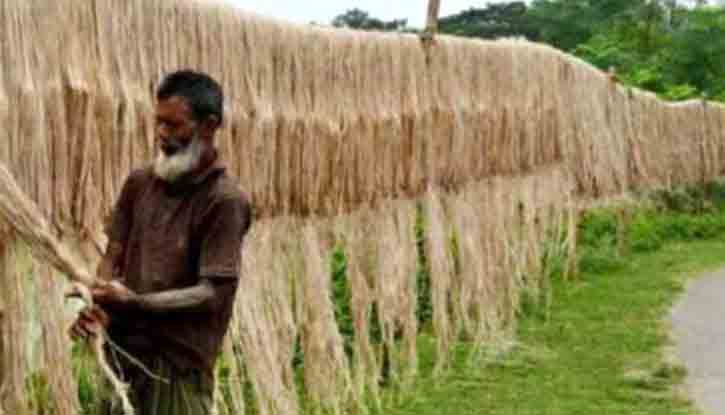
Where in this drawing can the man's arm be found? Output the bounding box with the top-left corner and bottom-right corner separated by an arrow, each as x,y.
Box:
96,277 -> 236,314
135,278 -> 237,313
94,193 -> 252,316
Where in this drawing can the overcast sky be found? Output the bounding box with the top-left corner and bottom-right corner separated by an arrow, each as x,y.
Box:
224,1 -> 499,28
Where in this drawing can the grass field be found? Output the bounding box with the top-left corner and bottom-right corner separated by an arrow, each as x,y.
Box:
386,213 -> 725,415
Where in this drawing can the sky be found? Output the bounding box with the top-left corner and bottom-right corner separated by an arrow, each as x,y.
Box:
224,1 -> 500,28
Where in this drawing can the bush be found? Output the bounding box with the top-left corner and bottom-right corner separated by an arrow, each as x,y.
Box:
578,209 -> 619,246
627,211 -> 664,253
580,182 -> 725,267
579,234 -> 626,274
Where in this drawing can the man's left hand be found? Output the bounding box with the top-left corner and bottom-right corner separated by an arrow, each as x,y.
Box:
91,280 -> 137,309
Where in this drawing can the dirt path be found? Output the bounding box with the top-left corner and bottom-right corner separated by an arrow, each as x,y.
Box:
671,270 -> 725,415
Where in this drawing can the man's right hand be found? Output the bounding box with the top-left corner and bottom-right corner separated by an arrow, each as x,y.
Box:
69,306 -> 110,341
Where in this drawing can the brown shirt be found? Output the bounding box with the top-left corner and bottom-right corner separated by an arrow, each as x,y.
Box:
100,157 -> 251,377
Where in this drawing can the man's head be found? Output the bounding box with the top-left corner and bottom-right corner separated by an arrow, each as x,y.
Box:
153,70 -> 224,182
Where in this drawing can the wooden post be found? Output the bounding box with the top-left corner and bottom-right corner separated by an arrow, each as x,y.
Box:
427,0 -> 441,34
423,0 -> 441,39
426,0 -> 441,35
421,0 -> 441,62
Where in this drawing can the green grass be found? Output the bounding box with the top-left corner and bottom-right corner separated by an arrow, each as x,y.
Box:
386,237 -> 725,415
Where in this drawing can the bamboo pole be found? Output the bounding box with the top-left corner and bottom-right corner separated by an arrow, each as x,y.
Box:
421,0 -> 441,62
425,0 -> 441,34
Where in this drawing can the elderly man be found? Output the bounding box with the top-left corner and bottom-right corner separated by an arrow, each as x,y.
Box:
72,70 -> 252,415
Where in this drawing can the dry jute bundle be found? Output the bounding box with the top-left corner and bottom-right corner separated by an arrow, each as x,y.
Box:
0,161 -> 135,415
2,0 -> 724,235
3,1 -> 725,414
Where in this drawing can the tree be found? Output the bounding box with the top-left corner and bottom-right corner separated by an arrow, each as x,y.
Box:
331,8 -> 408,32
572,1 -> 725,101
527,0 -> 649,51
438,2 -> 540,40
667,6 -> 725,98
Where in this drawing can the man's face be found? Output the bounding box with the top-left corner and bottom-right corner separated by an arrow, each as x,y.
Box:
153,96 -> 204,182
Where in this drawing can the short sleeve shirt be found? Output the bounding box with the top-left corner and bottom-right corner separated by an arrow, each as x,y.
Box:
105,158 -> 252,376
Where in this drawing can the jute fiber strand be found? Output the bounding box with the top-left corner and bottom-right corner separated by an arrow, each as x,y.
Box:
372,202 -> 419,387
2,0 -> 725,415
226,220 -> 300,415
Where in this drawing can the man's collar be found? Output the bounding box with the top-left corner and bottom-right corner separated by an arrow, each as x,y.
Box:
188,152 -> 226,186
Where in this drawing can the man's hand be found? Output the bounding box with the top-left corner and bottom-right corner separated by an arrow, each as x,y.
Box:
70,306 -> 110,340
91,280 -> 137,310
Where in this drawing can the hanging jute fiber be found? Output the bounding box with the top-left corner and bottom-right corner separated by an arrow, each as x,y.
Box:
2,1 -> 725,415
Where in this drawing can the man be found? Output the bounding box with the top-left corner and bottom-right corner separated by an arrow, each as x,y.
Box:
72,70 -> 252,415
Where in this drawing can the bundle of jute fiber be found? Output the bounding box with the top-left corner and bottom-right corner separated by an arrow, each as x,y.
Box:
36,264 -> 80,415
434,165 -> 576,357
3,0 -> 725,234
337,210 -> 384,404
297,224 -> 354,413
372,202 -> 419,387
0,243 -> 79,415
8,0 -> 708,229
226,219 -> 301,415
423,190 -> 456,374
218,170 -> 578,415
0,163 -> 93,286
0,237 -> 28,415
0,162 -> 135,415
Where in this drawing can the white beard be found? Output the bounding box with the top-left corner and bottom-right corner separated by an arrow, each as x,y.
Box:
153,136 -> 203,183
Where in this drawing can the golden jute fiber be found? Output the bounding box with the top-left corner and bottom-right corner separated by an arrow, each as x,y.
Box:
3,1 -> 725,414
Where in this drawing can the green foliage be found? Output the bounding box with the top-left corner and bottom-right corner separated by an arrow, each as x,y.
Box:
72,342 -> 105,415
331,8 -> 408,32
662,83 -> 700,100
330,245 -> 354,359
579,236 -> 626,275
570,2 -> 725,101
414,203 -> 433,328
215,351 -> 258,415
578,182 -> 725,275
667,7 -> 725,98
627,211 -> 665,253
438,2 -> 540,40
26,372 -> 53,415
528,0 -> 650,51
575,181 -> 725,276
577,208 -> 625,273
